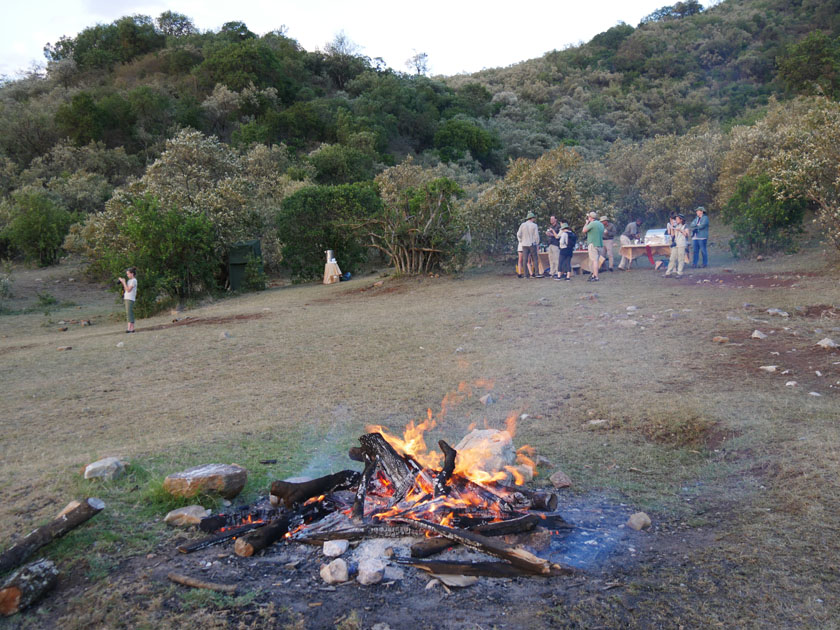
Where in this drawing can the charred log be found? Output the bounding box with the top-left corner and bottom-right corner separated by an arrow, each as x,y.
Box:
177,521 -> 265,554
410,513 -> 541,558
433,440 -> 457,496
351,457 -> 377,522
396,518 -> 552,575
487,482 -> 559,511
0,498 -> 104,577
233,515 -> 292,557
270,470 -> 360,509
0,559 -> 59,616
359,433 -> 416,505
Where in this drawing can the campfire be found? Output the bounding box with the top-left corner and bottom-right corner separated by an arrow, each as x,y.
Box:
179,414 -> 575,579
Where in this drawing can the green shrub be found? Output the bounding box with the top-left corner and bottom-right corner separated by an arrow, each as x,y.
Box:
2,190 -> 77,266
96,195 -> 218,316
721,174 -> 808,257
276,182 -> 381,281
243,253 -> 267,291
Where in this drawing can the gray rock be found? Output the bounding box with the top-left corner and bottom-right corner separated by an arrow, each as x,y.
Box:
627,512 -> 652,530
219,331 -> 231,340
816,338 -> 838,349
357,558 -> 386,585
84,457 -> 127,481
479,393 -> 495,405
549,470 -> 572,488
164,505 -> 211,527
454,429 -> 515,474
323,539 -> 349,557
320,558 -> 349,584
163,463 -> 247,499
751,330 -> 768,340
767,308 -> 790,317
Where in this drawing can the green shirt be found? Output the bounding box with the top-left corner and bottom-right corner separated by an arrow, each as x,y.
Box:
583,220 -> 604,247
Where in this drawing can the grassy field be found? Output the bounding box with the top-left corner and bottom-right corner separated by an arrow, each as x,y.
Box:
1,238 -> 839,629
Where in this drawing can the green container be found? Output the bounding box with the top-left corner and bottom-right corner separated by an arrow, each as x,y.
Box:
228,239 -> 262,291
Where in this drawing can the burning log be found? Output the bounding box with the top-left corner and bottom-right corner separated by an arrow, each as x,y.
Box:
0,498 -> 104,576
433,440 -> 457,496
410,513 -> 542,558
487,482 -> 559,511
396,518 -> 552,575
234,516 -> 292,557
294,511 -> 418,542
0,559 -> 59,616
177,521 -> 265,554
359,433 -> 417,505
270,470 -> 360,509
351,457 -> 377,521
167,572 -> 237,594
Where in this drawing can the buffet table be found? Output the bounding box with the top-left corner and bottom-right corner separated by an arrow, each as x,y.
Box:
618,243 -> 689,268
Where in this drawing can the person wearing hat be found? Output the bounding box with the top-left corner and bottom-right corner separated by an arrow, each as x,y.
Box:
689,206 -> 709,268
600,215 -> 616,272
582,211 -> 604,282
557,222 -> 575,280
618,217 -> 643,270
516,211 -> 540,278
545,215 -> 562,279
665,213 -> 689,278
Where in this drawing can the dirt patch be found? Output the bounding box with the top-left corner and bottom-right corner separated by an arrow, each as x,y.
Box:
711,331 -> 840,395
308,280 -> 411,304
0,343 -> 36,356
688,272 -> 814,289
799,304 -> 840,319
141,313 -> 267,332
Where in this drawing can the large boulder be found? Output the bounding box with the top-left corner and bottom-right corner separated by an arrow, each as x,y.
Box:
454,429 -> 515,474
84,457 -> 127,481
163,464 -> 247,500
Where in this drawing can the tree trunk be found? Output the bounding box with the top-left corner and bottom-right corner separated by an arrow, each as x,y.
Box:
0,498 -> 104,576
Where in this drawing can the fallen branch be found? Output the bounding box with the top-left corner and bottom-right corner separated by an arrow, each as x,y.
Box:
167,572 -> 237,594
0,559 -> 59,616
0,498 -> 104,576
270,470 -> 360,509
410,513 -> 541,558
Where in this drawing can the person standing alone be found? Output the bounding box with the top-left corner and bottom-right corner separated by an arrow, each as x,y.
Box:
582,212 -> 604,282
690,206 -> 709,268
517,212 -> 540,278
119,267 -> 137,333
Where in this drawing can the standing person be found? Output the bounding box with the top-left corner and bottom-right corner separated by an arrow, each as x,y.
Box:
118,267 -> 137,333
600,215 -> 616,272
545,215 -> 562,279
517,211 -> 540,278
557,222 -> 576,281
582,212 -> 604,282
618,218 -> 643,270
665,215 -> 689,278
690,206 -> 710,268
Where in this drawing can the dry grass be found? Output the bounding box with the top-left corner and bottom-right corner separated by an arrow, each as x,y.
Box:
2,237 -> 840,627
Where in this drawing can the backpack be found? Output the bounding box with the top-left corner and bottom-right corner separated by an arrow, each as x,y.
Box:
564,230 -> 577,252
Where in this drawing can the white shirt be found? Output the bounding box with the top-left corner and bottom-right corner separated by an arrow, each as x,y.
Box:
125,277 -> 137,301
517,220 -> 540,247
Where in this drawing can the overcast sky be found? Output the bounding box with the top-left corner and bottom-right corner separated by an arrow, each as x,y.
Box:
1,1 -> 713,79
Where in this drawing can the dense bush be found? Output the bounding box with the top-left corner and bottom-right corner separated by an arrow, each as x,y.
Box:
720,174 -> 807,256
94,195 -> 217,316
276,182 -> 382,281
1,190 -> 76,265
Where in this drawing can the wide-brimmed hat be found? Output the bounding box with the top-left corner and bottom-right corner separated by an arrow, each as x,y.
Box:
695,206 -> 706,213
560,222 -> 569,229
526,211 -> 537,220
599,215 -> 608,222
676,213 -> 685,221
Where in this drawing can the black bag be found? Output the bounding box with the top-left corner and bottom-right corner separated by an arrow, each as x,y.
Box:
563,230 -> 577,253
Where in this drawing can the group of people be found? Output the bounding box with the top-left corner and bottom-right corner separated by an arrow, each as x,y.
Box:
516,206 -> 709,281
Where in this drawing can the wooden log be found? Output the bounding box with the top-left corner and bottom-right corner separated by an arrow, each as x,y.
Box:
233,516 -> 292,557
486,482 -> 559,511
410,514 -> 541,558
398,559 -> 536,578
177,521 -> 265,554
270,470 -> 360,509
0,498 -> 104,577
396,518 -> 552,575
433,440 -> 457,496
167,572 -> 237,594
0,559 -> 59,616
359,433 -> 415,505
351,457 -> 377,521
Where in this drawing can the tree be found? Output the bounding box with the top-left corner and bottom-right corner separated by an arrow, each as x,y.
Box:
156,11 -> 196,38
720,174 -> 807,257
2,189 -> 76,265
276,182 -> 381,281
777,31 -> 840,98
368,160 -> 466,275
406,51 -> 429,76
308,143 -> 375,185
434,118 -> 498,167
